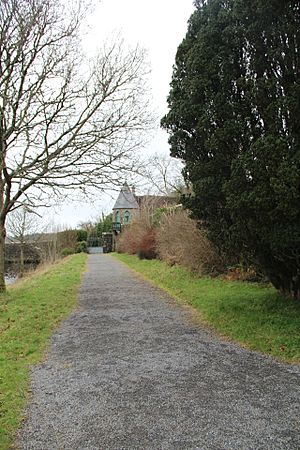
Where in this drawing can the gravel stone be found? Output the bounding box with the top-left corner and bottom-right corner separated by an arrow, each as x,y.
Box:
17,254 -> 300,450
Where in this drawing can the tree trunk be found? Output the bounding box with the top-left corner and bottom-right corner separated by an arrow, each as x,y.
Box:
19,244 -> 24,278
268,269 -> 300,301
0,222 -> 6,292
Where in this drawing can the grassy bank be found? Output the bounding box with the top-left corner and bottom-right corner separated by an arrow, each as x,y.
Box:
113,253 -> 300,364
0,253 -> 87,450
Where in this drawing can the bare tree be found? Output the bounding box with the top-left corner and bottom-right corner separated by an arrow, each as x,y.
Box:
7,206 -> 41,276
36,222 -> 60,264
0,0 -> 152,289
142,154 -> 188,196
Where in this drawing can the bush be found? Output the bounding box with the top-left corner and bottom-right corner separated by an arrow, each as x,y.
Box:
156,209 -> 223,275
116,218 -> 156,259
116,223 -> 141,255
61,247 -> 75,257
77,229 -> 88,242
137,229 -> 156,260
75,241 -> 87,253
222,265 -> 264,283
57,229 -> 77,252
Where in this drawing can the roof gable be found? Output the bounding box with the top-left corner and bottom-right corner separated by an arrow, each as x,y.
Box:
112,183 -> 139,210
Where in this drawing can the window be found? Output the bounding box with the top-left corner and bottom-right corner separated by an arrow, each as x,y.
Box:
124,210 -> 131,224
115,211 -> 120,223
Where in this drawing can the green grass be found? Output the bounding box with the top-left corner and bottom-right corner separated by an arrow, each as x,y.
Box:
113,253 -> 300,364
0,254 -> 87,450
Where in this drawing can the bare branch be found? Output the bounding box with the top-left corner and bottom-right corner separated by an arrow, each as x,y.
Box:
0,0 -> 153,288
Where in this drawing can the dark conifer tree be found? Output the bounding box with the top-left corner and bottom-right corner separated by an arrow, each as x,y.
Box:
162,0 -> 300,298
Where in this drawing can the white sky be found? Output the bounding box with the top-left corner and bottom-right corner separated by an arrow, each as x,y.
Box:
53,0 -> 195,228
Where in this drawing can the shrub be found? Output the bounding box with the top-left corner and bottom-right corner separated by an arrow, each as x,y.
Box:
116,224 -> 140,255
77,229 -> 88,242
156,209 -> 223,275
116,218 -> 156,259
61,247 -> 75,257
137,229 -> 156,260
57,229 -> 77,252
222,265 -> 264,283
75,241 -> 87,253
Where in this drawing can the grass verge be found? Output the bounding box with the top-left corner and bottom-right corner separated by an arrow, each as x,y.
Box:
113,253 -> 300,364
0,253 -> 87,450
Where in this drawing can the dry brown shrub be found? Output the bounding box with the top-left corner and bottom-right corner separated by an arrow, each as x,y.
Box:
137,229 -> 156,259
116,217 -> 156,259
156,209 -> 223,275
222,266 -> 261,282
57,229 -> 77,253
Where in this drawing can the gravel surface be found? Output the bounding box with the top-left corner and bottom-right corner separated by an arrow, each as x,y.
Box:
17,254 -> 300,450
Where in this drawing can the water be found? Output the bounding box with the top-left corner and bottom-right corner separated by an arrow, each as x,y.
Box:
5,274 -> 17,285
5,261 -> 38,285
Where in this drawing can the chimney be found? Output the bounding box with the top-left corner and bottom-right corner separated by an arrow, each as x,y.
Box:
132,185 -> 136,196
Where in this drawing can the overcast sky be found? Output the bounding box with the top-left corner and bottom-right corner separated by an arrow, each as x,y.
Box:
53,0 -> 195,228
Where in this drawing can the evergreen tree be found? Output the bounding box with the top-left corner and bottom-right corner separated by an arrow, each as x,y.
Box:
162,0 -> 300,298
96,213 -> 113,236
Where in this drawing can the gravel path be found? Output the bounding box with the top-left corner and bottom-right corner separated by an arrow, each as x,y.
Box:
18,254 -> 300,450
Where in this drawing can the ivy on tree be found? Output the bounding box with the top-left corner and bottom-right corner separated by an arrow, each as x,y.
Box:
162,0 -> 300,299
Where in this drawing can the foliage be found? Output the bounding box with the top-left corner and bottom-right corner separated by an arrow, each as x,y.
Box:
161,0 -> 300,298
151,207 -> 169,227
156,209 -> 223,274
116,223 -> 141,255
76,214 -> 112,248
75,241 -> 87,253
57,229 -> 77,253
33,228 -> 77,264
137,229 -> 156,260
77,229 -> 88,242
96,213 -> 113,236
114,253 -> 300,363
0,254 -> 87,450
116,218 -> 156,259
61,247 -> 75,257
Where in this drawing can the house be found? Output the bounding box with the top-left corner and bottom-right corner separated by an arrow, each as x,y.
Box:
112,183 -> 178,233
112,183 -> 139,232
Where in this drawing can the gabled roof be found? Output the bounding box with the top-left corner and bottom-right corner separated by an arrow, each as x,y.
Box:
112,183 -> 139,210
136,195 -> 178,208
